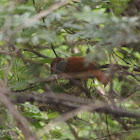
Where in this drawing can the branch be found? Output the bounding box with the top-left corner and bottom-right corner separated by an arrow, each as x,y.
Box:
23,0 -> 68,27
32,0 -> 48,29
24,48 -> 51,59
31,93 -> 140,136
100,64 -> 140,72
51,43 -> 59,57
0,79 -> 38,140
14,92 -> 140,119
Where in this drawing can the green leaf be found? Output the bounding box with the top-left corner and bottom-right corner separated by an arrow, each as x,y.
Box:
0,136 -> 13,140
10,80 -> 28,90
48,112 -> 59,119
51,85 -> 64,93
125,129 -> 140,140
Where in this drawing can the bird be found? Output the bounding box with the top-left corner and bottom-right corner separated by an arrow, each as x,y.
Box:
51,56 -> 110,86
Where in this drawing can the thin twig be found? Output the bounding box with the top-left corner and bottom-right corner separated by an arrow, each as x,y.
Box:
67,121 -> 79,140
32,0 -> 47,29
93,131 -> 129,140
24,48 -> 51,59
106,115 -> 112,140
51,43 -> 59,57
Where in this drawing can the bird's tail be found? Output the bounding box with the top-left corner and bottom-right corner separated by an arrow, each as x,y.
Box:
90,70 -> 110,86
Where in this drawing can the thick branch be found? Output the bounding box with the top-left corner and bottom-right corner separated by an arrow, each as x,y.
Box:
14,93 -> 140,119
0,79 -> 38,140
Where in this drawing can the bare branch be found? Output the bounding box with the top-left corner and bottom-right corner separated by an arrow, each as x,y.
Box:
23,0 -> 68,27
24,48 -> 51,59
51,43 -> 59,57
0,79 -> 38,140
14,92 -> 140,119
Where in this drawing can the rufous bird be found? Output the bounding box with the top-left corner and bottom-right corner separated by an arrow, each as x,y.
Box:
51,56 -> 110,86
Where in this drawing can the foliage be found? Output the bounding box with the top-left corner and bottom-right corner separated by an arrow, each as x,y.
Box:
0,0 -> 140,140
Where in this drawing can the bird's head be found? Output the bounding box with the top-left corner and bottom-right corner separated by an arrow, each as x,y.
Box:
51,57 -> 64,74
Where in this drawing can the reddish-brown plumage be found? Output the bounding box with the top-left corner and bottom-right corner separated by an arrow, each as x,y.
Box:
65,57 -> 96,73
51,56 -> 110,86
